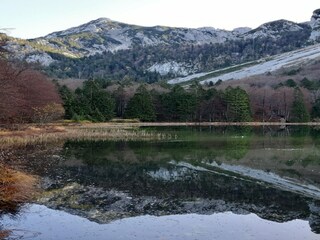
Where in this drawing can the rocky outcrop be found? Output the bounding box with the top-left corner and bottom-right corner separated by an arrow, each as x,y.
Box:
310,9 -> 320,41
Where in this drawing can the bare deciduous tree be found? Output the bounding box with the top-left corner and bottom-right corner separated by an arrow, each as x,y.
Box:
0,60 -> 62,123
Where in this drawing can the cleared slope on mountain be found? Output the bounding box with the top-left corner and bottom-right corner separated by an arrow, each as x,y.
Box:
168,43 -> 320,85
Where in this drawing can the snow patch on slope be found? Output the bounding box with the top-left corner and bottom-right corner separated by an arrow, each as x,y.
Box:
26,53 -> 55,66
177,27 -> 239,44
310,31 -> 320,41
147,167 -> 192,181
201,44 -> 320,84
168,43 -> 320,84
173,161 -> 320,199
148,61 -> 194,76
310,9 -> 320,41
207,161 -> 320,199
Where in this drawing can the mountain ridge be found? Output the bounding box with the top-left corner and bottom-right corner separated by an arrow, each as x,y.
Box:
4,9 -> 320,82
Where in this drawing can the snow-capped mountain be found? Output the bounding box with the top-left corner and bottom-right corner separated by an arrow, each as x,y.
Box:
4,9 -> 320,81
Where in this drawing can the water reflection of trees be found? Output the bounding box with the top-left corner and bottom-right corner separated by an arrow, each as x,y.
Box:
48,134 -> 320,233
7,126 -> 320,234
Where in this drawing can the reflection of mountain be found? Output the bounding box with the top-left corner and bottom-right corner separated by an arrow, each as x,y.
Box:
13,128 -> 320,234
30,149 -> 320,233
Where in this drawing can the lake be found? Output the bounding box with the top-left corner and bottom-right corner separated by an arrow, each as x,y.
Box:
1,126 -> 320,240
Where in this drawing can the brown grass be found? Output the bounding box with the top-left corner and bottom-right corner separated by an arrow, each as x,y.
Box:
0,230 -> 10,239
0,123 -> 173,149
1,121 -> 320,149
0,165 -> 38,212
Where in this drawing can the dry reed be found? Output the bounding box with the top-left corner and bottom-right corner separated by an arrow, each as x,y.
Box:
0,230 -> 10,239
0,124 -> 173,149
0,165 -> 38,212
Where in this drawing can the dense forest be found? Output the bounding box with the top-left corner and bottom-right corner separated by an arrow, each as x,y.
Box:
56,77 -> 320,123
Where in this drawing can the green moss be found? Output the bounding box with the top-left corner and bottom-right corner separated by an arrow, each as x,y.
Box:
24,40 -> 80,58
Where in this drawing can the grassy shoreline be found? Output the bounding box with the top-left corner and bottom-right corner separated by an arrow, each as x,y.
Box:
0,121 -> 319,149
0,123 -> 172,149
89,121 -> 320,127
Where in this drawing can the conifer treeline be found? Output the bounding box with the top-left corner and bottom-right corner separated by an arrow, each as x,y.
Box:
57,79 -> 315,123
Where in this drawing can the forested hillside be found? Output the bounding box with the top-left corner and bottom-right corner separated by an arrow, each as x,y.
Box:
45,30 -> 311,82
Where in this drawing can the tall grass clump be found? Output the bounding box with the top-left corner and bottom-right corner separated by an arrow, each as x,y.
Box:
0,165 -> 38,213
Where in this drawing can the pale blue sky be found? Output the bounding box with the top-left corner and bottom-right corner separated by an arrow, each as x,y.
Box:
1,0 -> 319,39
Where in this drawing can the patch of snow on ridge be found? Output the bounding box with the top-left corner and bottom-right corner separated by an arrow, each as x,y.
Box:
135,32 -> 161,46
310,9 -> 320,41
310,31 -> 320,41
174,160 -> 320,199
147,167 -> 191,181
207,161 -> 320,199
148,61 -> 193,76
182,28 -> 236,44
232,27 -> 252,35
26,53 -> 55,66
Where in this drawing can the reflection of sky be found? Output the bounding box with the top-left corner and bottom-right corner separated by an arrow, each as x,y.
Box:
2,204 -> 318,240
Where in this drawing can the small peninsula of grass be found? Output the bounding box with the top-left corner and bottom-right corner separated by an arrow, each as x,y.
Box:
0,165 -> 38,213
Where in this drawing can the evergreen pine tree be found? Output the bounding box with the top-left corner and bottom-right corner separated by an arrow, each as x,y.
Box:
161,85 -> 197,121
67,80 -> 115,122
224,87 -> 252,122
58,85 -> 77,119
291,88 -> 310,122
312,98 -> 320,119
124,85 -> 156,121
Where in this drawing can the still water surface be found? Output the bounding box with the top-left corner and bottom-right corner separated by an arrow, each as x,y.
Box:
1,126 -> 320,239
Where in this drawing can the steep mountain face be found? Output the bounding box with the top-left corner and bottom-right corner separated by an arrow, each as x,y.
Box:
6,18 -> 248,65
43,18 -> 243,53
4,9 -> 320,82
310,9 -> 320,41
